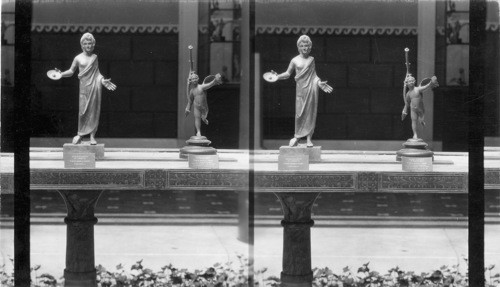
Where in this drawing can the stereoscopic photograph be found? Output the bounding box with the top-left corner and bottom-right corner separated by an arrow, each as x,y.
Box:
0,0 -> 499,286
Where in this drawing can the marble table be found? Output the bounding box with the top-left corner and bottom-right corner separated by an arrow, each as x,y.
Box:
1,148 -> 499,287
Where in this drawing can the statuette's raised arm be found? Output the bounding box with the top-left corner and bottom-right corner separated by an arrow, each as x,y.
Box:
200,73 -> 222,91
417,76 -> 439,93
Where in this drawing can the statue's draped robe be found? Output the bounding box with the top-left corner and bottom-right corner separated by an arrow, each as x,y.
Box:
294,57 -> 320,138
77,55 -> 103,136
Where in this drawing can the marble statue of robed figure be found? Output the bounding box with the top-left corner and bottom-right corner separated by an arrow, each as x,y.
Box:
50,33 -> 117,145
265,35 -> 333,147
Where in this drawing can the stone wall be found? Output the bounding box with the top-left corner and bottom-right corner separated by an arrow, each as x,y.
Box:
258,33 -> 499,143
258,34 -> 417,141
10,31 -> 499,144
484,31 -> 500,136
29,32 -> 179,139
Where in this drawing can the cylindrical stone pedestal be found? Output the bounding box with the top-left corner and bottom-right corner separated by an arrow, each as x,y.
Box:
281,220 -> 314,286
396,138 -> 434,161
274,192 -> 320,287
238,190 -> 249,243
58,190 -> 103,287
179,136 -> 217,159
64,216 -> 98,287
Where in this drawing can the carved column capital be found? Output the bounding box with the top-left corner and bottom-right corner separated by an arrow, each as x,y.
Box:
275,192 -> 320,223
58,190 -> 103,221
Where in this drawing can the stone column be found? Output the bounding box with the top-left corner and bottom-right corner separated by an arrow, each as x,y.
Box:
254,53 -> 262,149
239,0 -> 252,149
498,28 -> 500,138
274,192 -> 321,287
417,1 -> 436,144
57,190 -> 103,287
177,1 -> 199,146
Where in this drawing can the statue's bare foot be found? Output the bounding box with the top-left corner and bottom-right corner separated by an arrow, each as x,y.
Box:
90,135 -> 97,145
72,135 -> 82,145
196,131 -> 202,137
289,137 -> 299,147
202,118 -> 209,125
306,140 -> 314,147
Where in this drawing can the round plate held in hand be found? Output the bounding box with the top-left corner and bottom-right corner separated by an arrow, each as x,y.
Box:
47,70 -> 62,80
263,72 -> 278,83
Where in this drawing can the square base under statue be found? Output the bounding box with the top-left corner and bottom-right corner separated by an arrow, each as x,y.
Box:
279,145 -> 321,162
401,156 -> 433,172
63,143 -> 105,160
278,145 -> 321,171
63,143 -> 103,169
188,154 -> 219,169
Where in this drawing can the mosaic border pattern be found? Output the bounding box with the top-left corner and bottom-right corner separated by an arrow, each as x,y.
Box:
256,25 -> 418,36
1,173 -> 14,194
485,169 -> 500,189
30,170 -> 144,190
144,170 -> 168,190
168,170 -> 249,190
379,173 -> 467,193
31,23 -> 499,36
254,172 -> 355,191
357,172 -> 379,192
32,24 -> 178,34
0,169 -> 481,194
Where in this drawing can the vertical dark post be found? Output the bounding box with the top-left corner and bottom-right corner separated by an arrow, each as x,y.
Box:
275,192 -> 320,287
241,0 -> 256,286
14,1 -> 32,286
58,190 -> 103,287
469,1 -> 486,286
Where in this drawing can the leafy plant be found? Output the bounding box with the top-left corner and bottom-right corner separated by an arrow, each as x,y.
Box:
2,255 -> 499,287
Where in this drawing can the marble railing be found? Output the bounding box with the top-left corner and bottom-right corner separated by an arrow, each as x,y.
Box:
3,169 -> 490,194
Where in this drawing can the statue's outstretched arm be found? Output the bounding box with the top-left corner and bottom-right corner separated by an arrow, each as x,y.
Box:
401,89 -> 410,121
200,74 -> 222,91
101,78 -> 117,91
418,76 -> 439,93
273,60 -> 294,80
318,80 -> 333,93
185,85 -> 194,116
55,57 -> 78,78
